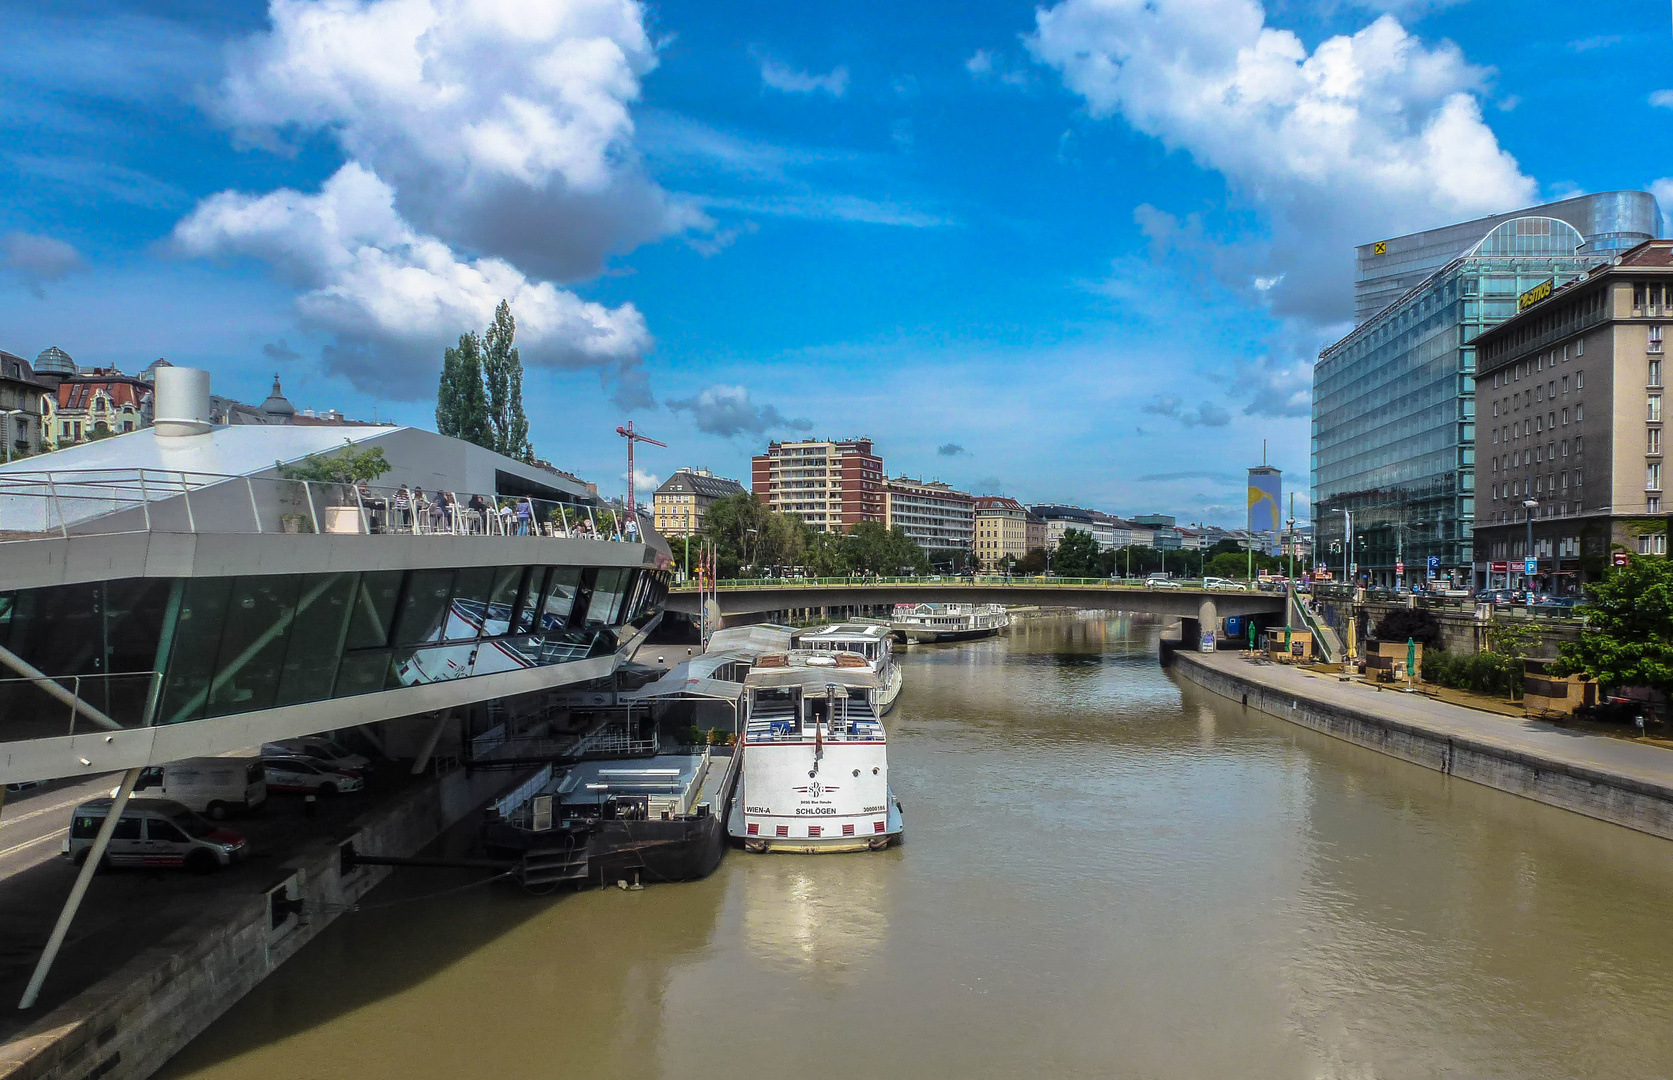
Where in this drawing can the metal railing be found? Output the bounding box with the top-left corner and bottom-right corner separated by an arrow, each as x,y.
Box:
0,468 -> 649,545
674,574 -> 1280,592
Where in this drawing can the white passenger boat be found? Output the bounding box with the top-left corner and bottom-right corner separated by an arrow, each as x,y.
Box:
797,621 -> 902,713
728,652 -> 904,854
890,602 -> 1010,644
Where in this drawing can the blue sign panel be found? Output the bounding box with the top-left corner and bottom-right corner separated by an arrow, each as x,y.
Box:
1427,555 -> 1440,569
1523,557 -> 1538,575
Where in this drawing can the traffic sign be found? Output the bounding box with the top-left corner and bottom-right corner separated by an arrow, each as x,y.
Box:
1395,560 -> 1405,575
1427,555 -> 1440,569
1613,551 -> 1630,567
1523,557 -> 1538,575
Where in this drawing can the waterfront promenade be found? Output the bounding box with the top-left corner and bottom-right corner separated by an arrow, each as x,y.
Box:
1175,650 -> 1673,840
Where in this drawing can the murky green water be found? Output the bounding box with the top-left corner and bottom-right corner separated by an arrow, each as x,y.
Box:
160,615 -> 1673,1080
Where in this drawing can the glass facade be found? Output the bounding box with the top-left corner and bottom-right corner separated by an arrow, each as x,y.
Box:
0,563 -> 668,737
1314,218 -> 1603,586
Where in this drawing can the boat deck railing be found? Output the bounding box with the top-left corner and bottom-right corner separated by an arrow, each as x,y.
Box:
0,468 -> 650,545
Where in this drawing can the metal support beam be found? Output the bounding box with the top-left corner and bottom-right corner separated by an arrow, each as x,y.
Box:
19,766 -> 143,1009
411,710 -> 452,776
0,642 -> 123,732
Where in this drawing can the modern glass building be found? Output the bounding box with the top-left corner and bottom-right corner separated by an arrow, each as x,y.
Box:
0,372 -> 671,783
1313,205 -> 1658,588
1353,191 -> 1659,325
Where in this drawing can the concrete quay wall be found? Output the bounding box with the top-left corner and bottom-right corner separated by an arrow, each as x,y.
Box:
1172,652 -> 1673,843
0,764 -> 520,1080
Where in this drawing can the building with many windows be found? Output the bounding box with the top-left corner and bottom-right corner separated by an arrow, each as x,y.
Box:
0,350 -> 48,458
885,477 -> 973,559
752,438 -> 885,532
652,467 -> 745,537
1030,505 -> 1117,551
43,368 -> 153,449
973,495 -> 1030,569
1354,192 -> 1658,325
1473,240 -> 1673,591
1313,201 -> 1656,589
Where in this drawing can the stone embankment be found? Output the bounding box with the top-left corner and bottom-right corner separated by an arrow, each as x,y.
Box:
1172,650 -> 1673,842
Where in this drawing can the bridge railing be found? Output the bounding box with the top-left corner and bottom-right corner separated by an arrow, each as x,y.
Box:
672,574 -> 1279,592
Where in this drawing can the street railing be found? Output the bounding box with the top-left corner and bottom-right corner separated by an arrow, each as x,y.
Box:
674,574 -> 1280,592
0,468 -> 649,545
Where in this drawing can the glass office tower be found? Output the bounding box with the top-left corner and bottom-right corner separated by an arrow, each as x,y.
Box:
1313,215 -> 1624,588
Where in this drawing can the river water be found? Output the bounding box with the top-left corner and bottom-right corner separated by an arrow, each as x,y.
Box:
160,615 -> 1673,1080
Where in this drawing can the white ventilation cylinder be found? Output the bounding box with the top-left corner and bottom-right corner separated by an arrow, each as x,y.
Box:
153,367 -> 213,437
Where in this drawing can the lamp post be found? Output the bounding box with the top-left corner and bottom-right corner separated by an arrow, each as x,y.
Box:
1523,496 -> 1539,603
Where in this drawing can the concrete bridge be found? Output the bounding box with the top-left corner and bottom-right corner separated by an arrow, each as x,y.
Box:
664,579 -> 1286,646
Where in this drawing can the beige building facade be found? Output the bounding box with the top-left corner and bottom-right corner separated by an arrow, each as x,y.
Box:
652,467 -> 745,537
973,496 -> 1029,569
1473,240 -> 1673,591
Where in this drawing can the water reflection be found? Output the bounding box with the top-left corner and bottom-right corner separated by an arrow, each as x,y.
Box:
738,850 -> 900,978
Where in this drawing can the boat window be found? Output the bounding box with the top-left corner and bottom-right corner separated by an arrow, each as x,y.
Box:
586,568 -> 628,627
158,577 -> 235,724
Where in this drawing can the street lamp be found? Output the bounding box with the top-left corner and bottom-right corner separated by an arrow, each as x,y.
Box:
1523,496 -> 1539,602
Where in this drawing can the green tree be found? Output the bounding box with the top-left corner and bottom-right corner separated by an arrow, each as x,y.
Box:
1052,528 -> 1101,577
277,442 -> 392,484
700,492 -> 775,577
436,331 -> 490,447
1551,556 -> 1673,702
482,300 -> 533,462
842,521 -> 930,575
1015,547 -> 1048,575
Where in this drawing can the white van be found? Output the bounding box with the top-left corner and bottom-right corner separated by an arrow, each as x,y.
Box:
157,752 -> 267,820
63,798 -> 248,873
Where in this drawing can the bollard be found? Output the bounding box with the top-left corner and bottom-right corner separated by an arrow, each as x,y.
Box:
304,794 -> 318,818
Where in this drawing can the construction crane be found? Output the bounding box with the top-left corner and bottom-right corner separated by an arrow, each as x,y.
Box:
616,421 -> 666,533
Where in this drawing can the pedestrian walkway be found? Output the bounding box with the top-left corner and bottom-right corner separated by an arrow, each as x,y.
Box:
1183,651 -> 1673,793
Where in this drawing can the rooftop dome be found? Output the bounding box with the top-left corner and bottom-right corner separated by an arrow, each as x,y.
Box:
34,346 -> 75,376
259,374 -> 296,419
1467,216 -> 1584,258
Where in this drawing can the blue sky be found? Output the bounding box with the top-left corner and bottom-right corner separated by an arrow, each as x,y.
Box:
1,0 -> 1669,527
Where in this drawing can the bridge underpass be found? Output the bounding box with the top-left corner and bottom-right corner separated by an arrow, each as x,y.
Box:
664,582 -> 1286,650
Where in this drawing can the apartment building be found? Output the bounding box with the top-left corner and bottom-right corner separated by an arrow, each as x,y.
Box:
752,438 -> 885,531
973,495 -> 1030,569
653,467 -> 746,537
1472,240 -> 1673,591
885,476 -> 974,557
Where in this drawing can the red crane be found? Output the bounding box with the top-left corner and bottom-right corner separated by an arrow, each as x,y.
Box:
616,421 -> 666,526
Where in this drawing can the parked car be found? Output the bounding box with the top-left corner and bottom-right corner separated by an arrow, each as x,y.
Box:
63,798 -> 247,873
263,738 -> 371,774
1145,575 -> 1181,590
156,753 -> 267,820
1203,577 -> 1249,591
260,756 -> 365,796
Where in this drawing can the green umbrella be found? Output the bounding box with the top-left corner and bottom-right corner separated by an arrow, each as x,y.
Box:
1248,621 -> 1257,650
1407,637 -> 1416,682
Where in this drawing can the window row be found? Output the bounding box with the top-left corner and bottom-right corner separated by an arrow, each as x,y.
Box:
0,563 -> 668,730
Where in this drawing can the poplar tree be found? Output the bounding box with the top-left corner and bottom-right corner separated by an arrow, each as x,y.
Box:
482,300 -> 533,462
436,330 -> 490,447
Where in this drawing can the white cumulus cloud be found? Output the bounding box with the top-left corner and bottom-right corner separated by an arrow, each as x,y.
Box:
1027,0 -> 1537,414
174,163 -> 651,402
214,0 -> 705,280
